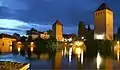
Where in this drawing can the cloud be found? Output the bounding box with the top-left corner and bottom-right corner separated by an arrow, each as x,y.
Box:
0,0 -> 119,34
0,0 -> 29,10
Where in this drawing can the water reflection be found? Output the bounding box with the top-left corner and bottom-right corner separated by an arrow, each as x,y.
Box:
69,47 -> 72,64
1,47 -> 120,69
17,47 -> 21,52
54,50 -> 62,69
81,49 -> 83,64
105,58 -> 113,70
96,52 -> 102,69
64,47 -> 67,56
117,50 -> 119,61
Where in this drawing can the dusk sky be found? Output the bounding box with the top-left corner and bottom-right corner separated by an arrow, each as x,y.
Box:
0,0 -> 119,35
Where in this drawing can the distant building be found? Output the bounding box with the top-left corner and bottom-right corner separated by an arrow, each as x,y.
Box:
28,31 -> 50,41
0,33 -> 16,53
62,34 -> 73,42
94,3 -> 113,40
52,20 -> 63,41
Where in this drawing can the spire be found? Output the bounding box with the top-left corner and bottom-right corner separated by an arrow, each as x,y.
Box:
95,3 -> 112,12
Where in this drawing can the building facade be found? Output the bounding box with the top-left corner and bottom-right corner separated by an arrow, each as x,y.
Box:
94,3 -> 113,40
0,33 -> 16,53
28,31 -> 50,41
52,20 -> 63,41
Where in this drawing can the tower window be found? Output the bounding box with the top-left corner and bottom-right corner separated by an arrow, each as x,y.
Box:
96,13 -> 97,16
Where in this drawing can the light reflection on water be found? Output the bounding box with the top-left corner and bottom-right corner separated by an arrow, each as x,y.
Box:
0,49 -> 120,69
117,50 -> 120,61
96,51 -> 102,69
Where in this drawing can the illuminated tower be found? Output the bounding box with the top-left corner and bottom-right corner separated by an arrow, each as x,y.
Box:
52,20 -> 63,41
94,3 -> 113,40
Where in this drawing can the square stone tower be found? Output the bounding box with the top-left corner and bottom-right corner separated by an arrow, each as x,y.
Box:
52,20 -> 63,41
94,3 -> 113,40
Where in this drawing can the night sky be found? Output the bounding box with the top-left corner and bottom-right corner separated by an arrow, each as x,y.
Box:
0,0 -> 119,35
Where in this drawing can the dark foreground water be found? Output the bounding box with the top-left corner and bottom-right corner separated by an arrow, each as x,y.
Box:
0,51 -> 120,70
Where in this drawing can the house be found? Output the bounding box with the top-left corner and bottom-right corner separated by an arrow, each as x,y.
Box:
0,33 -> 17,53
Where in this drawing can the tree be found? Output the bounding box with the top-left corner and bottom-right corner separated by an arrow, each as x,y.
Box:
78,21 -> 87,38
34,37 -> 59,59
21,36 -> 27,42
47,29 -> 52,35
26,28 -> 38,35
12,42 -> 19,55
117,27 -> 120,40
13,33 -> 21,40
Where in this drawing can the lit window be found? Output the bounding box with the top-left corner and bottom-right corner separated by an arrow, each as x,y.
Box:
94,33 -> 105,40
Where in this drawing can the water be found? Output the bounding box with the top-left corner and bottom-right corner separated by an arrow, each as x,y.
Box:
0,51 -> 120,70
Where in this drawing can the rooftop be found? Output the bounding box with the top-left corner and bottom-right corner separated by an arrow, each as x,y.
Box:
53,20 -> 63,25
95,3 -> 112,12
0,33 -> 16,39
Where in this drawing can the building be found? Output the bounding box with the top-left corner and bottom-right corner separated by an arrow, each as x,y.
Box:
28,31 -> 50,41
52,20 -> 63,41
40,32 -> 50,39
62,34 -> 73,42
0,33 -> 16,53
94,3 -> 113,40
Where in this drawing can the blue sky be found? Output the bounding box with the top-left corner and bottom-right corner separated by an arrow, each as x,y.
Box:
0,0 -> 120,35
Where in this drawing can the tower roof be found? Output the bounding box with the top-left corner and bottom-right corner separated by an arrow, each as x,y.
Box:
54,20 -> 63,25
95,3 -> 112,12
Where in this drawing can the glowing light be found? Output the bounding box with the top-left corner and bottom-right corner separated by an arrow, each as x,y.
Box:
17,42 -> 21,44
95,33 -> 105,40
96,52 -> 102,69
69,48 -> 72,63
117,41 -> 119,44
31,47 -> 34,52
81,50 -> 83,64
64,47 -> 67,56
117,50 -> 119,61
31,42 -> 34,45
62,50 -> 63,56
75,41 -> 83,46
68,38 -> 72,42
10,46 -> 12,52
81,36 -> 84,39
18,47 -> 21,52
75,48 -> 81,55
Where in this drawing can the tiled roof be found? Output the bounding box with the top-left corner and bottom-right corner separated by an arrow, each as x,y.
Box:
53,20 -> 63,25
0,33 -> 16,39
95,3 -> 112,12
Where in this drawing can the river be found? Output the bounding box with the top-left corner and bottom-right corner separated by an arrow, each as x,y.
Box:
0,49 -> 120,70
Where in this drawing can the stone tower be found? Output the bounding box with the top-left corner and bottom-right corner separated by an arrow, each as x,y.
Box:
94,3 -> 113,40
52,20 -> 63,41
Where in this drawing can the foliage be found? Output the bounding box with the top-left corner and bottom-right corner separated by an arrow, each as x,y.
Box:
26,28 -> 38,35
117,27 -> 120,40
12,42 -> 19,55
13,33 -> 21,40
84,40 -> 116,58
78,21 -> 86,37
47,29 -> 52,35
21,36 -> 27,42
34,37 -> 59,58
